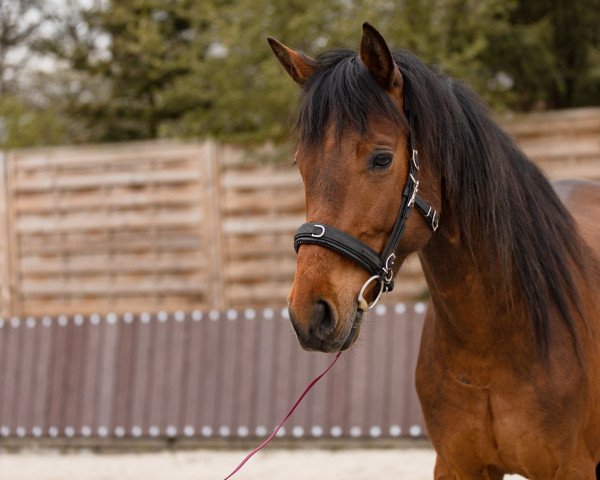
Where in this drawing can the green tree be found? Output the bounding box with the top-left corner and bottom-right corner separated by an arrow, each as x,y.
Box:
483,0 -> 600,109
166,0 -> 365,142
0,0 -> 71,148
357,0 -> 520,109
42,0 -> 212,141
97,0 -> 203,139
0,95 -> 66,148
29,0 -> 600,146
0,0 -> 45,94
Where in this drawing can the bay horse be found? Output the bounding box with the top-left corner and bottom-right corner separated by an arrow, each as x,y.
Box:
268,23 -> 600,479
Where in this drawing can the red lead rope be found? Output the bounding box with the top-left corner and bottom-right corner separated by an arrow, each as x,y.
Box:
223,351 -> 342,479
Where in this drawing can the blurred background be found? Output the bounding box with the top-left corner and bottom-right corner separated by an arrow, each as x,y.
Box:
1,0 -> 600,148
0,0 -> 599,478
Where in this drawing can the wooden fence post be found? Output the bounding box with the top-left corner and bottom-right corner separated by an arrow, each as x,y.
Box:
203,140 -> 225,310
0,150 -> 18,316
0,151 -> 9,315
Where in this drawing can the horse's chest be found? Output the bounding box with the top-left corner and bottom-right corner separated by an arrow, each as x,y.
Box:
416,354 -> 586,475
417,369 -> 500,460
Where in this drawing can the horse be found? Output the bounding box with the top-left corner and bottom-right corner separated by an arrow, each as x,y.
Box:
268,23 -> 600,479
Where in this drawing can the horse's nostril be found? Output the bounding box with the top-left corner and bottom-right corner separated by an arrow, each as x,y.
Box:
311,299 -> 336,339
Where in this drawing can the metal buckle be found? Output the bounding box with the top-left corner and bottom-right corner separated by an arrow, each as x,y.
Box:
431,211 -> 439,231
357,275 -> 385,311
383,253 -> 396,283
411,149 -> 420,170
423,208 -> 439,231
408,176 -> 419,207
311,224 -> 325,238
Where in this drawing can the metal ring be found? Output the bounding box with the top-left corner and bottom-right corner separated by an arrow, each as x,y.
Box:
311,224 -> 325,238
357,275 -> 385,311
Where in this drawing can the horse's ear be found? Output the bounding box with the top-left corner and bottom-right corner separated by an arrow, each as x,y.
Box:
360,22 -> 402,92
267,37 -> 317,86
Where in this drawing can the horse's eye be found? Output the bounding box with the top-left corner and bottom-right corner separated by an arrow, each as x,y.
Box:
370,152 -> 393,169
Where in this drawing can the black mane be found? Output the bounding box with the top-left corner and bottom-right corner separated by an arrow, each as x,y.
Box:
297,48 -> 585,354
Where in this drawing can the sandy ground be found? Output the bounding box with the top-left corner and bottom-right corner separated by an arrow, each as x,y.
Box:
0,448 -> 527,480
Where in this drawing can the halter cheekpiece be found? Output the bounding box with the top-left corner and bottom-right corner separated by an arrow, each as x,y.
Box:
293,87 -> 439,311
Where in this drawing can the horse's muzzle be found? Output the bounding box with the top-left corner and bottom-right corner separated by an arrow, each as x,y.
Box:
288,299 -> 362,352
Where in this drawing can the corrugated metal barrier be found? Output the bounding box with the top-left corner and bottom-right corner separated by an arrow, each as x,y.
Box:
0,302 -> 427,442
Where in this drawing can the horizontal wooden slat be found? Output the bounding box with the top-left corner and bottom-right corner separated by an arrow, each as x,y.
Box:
223,215 -> 304,235
20,258 -> 205,276
21,280 -> 205,297
519,136 -> 599,161
18,228 -> 201,244
225,258 -> 297,282
538,157 -> 600,179
500,107 -> 600,138
217,142 -> 293,168
227,281 -> 292,304
19,234 -> 202,256
16,210 -> 202,233
15,189 -> 201,213
20,250 -> 203,265
225,234 -> 297,258
14,169 -> 202,193
223,190 -> 304,214
12,141 -> 207,171
221,170 -> 302,189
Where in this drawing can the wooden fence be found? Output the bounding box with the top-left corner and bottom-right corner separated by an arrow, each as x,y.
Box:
0,302 -> 425,442
0,107 -> 598,317
0,142 -> 222,316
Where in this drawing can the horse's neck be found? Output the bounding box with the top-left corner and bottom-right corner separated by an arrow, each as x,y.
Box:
417,221 -> 535,362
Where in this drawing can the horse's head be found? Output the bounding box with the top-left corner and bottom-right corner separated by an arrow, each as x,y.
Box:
269,24 -> 441,352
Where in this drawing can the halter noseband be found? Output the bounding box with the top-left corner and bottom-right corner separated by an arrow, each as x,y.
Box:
293,90 -> 439,311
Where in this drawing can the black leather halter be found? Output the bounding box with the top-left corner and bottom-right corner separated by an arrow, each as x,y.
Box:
293,91 -> 439,310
